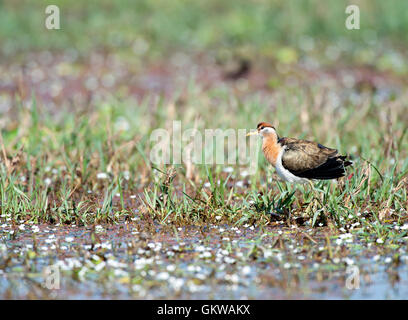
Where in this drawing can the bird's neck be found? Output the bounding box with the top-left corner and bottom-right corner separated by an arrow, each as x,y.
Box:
262,134 -> 281,166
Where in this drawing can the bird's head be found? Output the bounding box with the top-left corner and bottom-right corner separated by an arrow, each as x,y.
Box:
247,122 -> 277,138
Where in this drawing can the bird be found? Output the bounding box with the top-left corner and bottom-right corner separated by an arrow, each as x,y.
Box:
246,122 -> 352,183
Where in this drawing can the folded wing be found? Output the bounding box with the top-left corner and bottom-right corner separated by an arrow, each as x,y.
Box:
279,137 -> 352,180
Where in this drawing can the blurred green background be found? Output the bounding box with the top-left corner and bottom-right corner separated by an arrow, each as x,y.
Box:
1,0 -> 408,70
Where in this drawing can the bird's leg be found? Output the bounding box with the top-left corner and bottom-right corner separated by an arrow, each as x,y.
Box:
305,180 -> 328,227
283,182 -> 295,222
304,180 -> 313,217
273,181 -> 295,222
304,180 -> 322,221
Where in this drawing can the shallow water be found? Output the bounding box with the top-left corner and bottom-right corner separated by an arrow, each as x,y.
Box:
1,222 -> 407,299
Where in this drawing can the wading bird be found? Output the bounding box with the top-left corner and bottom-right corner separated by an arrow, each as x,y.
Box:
247,122 -> 352,183
247,122 -> 352,223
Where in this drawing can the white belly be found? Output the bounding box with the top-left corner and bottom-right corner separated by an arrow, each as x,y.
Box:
274,148 -> 308,184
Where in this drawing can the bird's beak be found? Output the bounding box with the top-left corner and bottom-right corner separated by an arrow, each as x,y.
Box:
246,131 -> 258,137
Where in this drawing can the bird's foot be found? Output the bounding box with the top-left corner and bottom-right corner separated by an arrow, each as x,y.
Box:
304,197 -> 324,226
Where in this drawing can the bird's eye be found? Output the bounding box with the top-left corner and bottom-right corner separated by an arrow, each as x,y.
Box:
260,126 -> 264,130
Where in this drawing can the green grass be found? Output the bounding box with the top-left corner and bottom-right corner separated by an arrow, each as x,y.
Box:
0,79 -> 407,234
0,0 -> 407,246
1,0 -> 408,300
2,0 -> 408,69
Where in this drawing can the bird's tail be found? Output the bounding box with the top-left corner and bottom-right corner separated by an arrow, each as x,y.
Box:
301,155 -> 352,180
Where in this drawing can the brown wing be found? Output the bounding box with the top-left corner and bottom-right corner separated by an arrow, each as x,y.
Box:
278,137 -> 351,179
